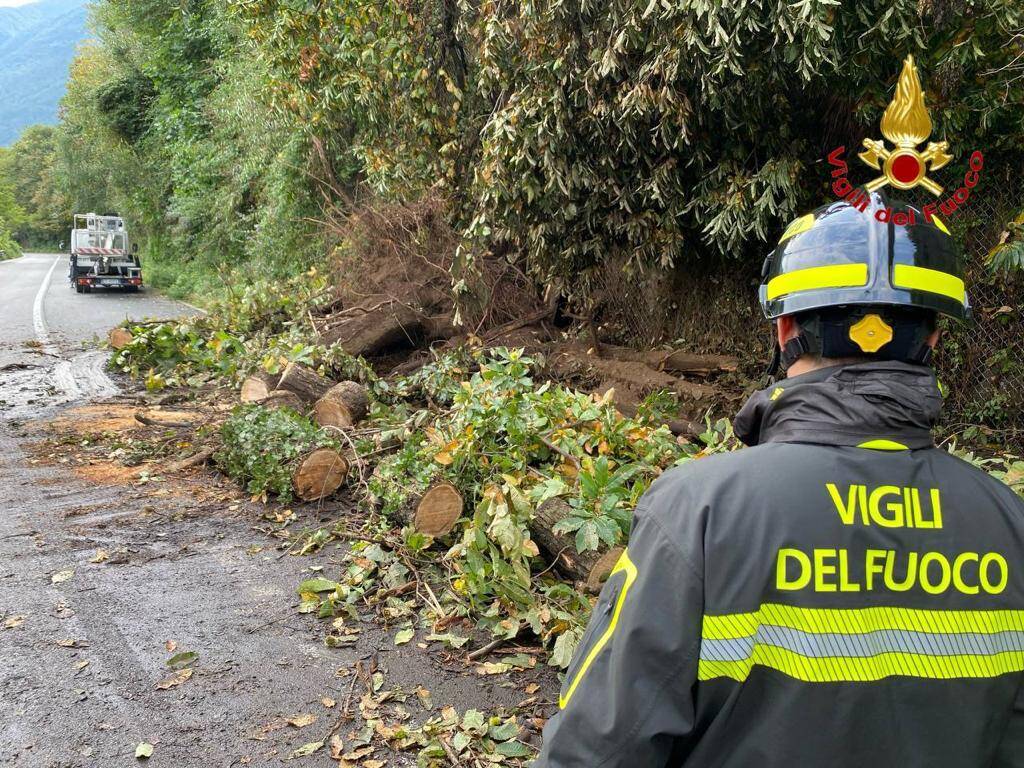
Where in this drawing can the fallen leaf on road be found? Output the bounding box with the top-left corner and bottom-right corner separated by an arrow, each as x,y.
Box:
3,615 -> 25,629
321,697 -> 336,708
341,746 -> 374,761
56,638 -> 86,648
394,627 -> 414,645
135,742 -> 154,759
329,734 -> 344,759
165,640 -> 177,652
166,650 -> 198,669
51,569 -> 74,584
287,713 -> 316,728
74,660 -> 90,671
89,549 -> 109,564
155,668 -> 193,690
363,761 -> 386,768
525,683 -> 540,694
286,741 -> 323,759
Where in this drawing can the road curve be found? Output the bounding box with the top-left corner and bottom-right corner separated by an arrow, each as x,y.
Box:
0,252 -> 199,418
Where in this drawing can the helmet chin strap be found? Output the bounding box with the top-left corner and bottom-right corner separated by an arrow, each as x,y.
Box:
764,327 -> 783,383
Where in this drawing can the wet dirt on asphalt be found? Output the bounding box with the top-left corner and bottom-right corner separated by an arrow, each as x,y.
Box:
0,255 -> 558,767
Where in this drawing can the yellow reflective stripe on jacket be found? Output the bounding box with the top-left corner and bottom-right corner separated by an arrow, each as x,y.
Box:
703,604 -> 1024,639
893,264 -> 966,305
559,549 -> 638,709
765,264 -> 869,301
699,647 -> 1024,683
857,439 -> 909,451
700,604 -> 1024,683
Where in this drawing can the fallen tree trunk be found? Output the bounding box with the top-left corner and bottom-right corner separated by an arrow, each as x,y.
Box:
531,498 -> 624,590
292,448 -> 349,501
278,362 -> 335,403
320,303 -> 457,358
313,381 -> 370,428
240,372 -> 281,403
550,346 -> 722,413
109,327 -> 133,350
261,390 -> 306,412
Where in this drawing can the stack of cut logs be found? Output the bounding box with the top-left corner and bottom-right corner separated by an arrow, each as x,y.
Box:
113,321 -> 740,589
241,362 -> 469,534
239,362 -> 369,502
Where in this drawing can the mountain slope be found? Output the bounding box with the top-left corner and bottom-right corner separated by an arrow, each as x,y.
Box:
0,0 -> 88,146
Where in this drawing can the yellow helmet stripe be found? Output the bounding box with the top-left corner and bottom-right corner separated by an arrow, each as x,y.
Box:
779,214 -> 816,243
893,264 -> 966,304
765,263 -> 869,301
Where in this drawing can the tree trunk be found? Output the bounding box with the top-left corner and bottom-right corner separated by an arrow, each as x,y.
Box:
320,304 -> 457,358
277,362 -> 335,403
109,327 -> 133,350
240,372 -> 281,403
261,390 -> 306,412
530,498 -> 623,589
292,448 -> 349,501
313,381 -> 370,428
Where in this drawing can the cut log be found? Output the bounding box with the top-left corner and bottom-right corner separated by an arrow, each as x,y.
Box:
313,381 -> 370,429
292,448 -> 349,501
261,390 -> 306,412
278,362 -> 335,403
109,327 -> 133,350
530,498 -> 623,586
412,483 -> 463,537
240,372 -> 281,403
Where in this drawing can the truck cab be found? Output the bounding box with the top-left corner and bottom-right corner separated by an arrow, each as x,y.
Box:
69,213 -> 143,293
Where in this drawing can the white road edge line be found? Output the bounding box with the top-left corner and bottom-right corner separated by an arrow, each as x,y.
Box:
32,254 -> 62,356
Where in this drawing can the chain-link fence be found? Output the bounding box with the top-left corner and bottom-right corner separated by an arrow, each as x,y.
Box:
589,185 -> 1024,445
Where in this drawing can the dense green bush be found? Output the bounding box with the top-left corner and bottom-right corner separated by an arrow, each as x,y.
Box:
217,405 -> 339,501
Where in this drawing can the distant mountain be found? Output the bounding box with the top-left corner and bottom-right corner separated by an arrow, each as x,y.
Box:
0,0 -> 88,146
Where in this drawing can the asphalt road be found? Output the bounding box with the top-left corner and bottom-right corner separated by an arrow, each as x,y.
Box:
0,253 -> 193,417
0,254 -> 554,766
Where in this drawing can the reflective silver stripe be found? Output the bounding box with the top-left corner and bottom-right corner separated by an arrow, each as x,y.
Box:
700,626 -> 1024,662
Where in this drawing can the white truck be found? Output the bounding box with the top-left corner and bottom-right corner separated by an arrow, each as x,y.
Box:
68,213 -> 143,293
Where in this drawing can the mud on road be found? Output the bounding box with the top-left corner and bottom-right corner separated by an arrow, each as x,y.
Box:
0,403 -> 556,767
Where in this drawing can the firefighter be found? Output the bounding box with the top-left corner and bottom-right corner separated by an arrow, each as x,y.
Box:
534,192 -> 1024,767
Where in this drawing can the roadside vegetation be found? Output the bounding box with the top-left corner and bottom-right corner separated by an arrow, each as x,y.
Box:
105,273 -> 1024,681
5,0 -> 1024,761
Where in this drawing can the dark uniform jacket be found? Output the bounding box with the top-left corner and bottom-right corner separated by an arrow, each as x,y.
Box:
535,361 -> 1024,767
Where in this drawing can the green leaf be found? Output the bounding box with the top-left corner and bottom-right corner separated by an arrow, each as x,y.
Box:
487,721 -> 519,741
494,739 -> 534,757
286,741 -> 323,759
297,577 -> 340,594
166,651 -> 198,669
394,627 -> 415,645
134,743 -> 154,759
